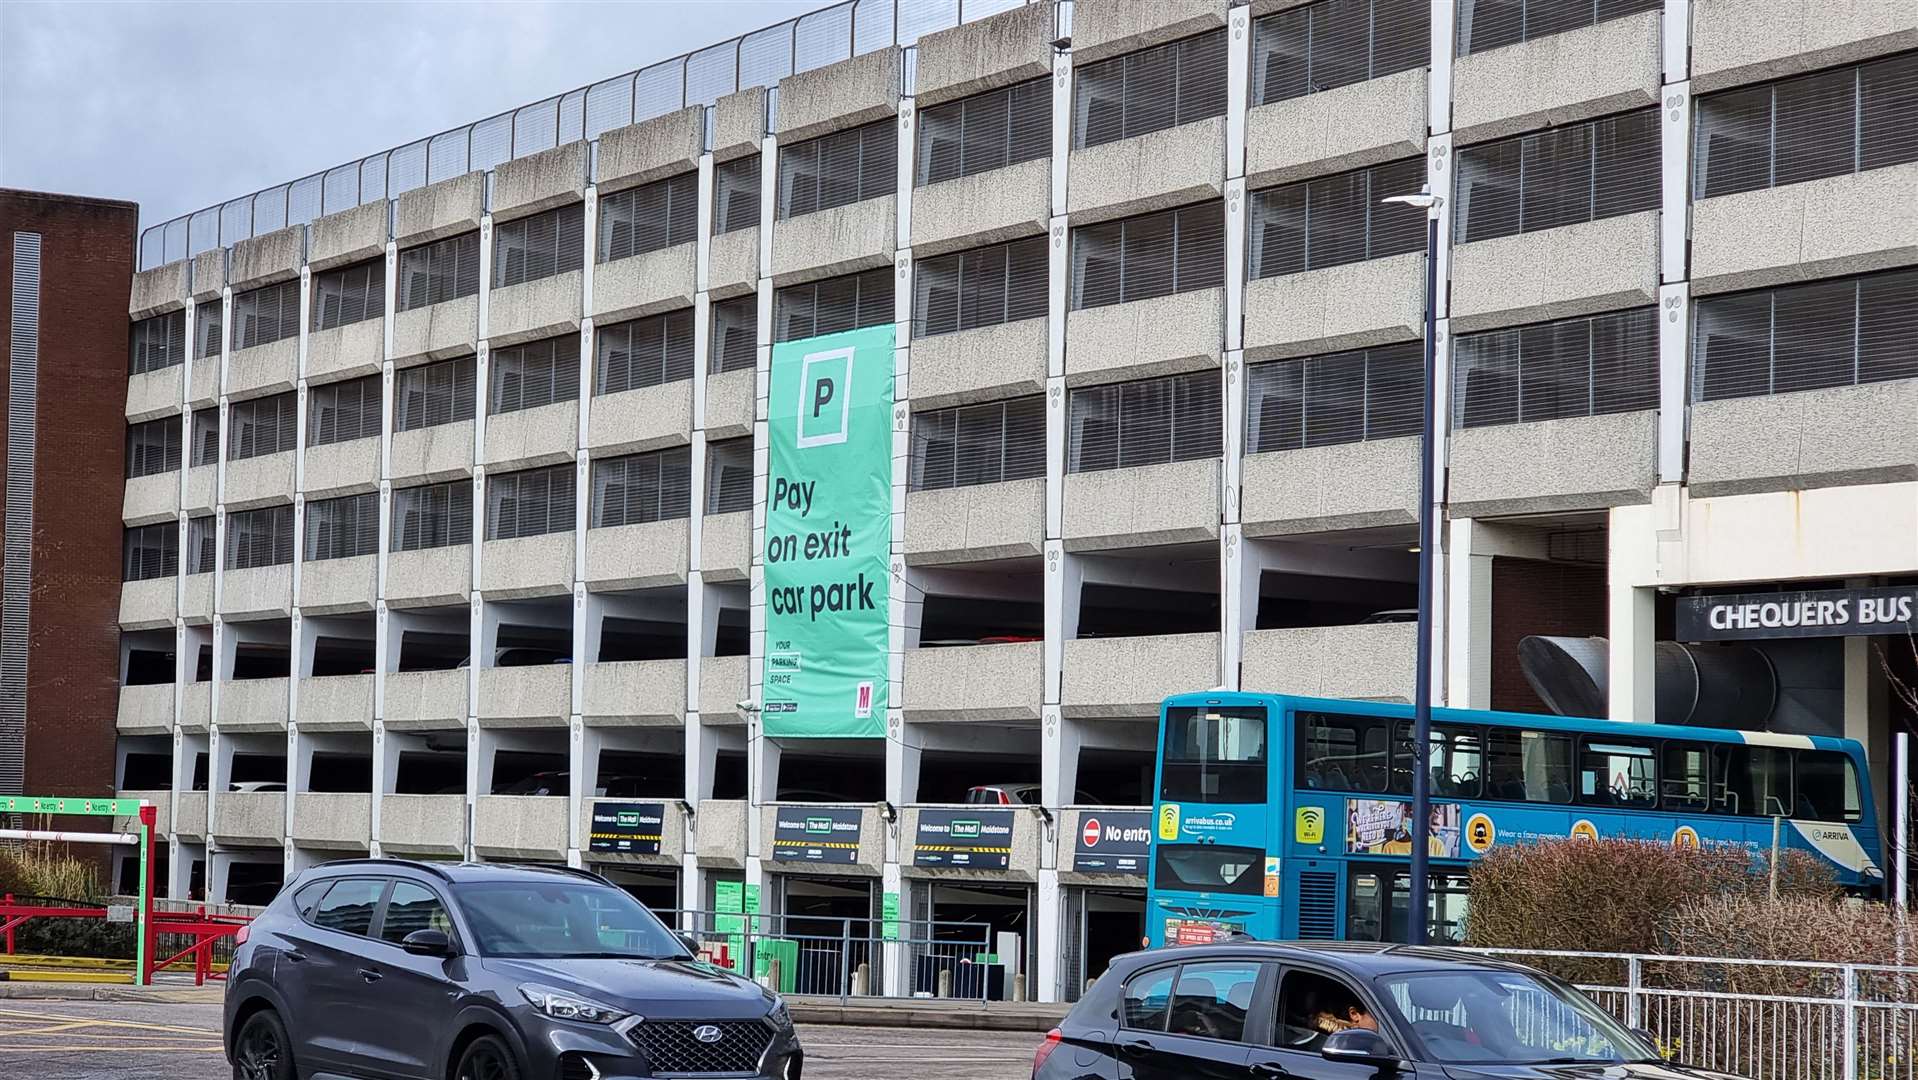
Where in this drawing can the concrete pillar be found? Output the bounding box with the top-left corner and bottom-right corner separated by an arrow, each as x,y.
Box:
1035,867 -> 1063,1003
1045,546 -> 1085,702
1845,635 -> 1893,837
1608,506 -> 1661,723
1042,705 -> 1084,813
887,720 -> 923,807
1445,518 -> 1493,710
880,863 -> 908,997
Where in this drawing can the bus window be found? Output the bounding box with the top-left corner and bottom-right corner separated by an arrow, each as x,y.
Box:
1389,722 -> 1485,799
1795,751 -> 1862,823
1162,705 -> 1267,803
1660,742 -> 1711,812
1298,711 -> 1389,792
1717,745 -> 1792,817
1483,729 -> 1573,803
1347,867 -> 1470,944
1579,740 -> 1657,808
1153,844 -> 1266,895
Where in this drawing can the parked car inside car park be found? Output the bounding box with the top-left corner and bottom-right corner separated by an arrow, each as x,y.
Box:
1032,941 -> 1723,1080
225,859 -> 801,1080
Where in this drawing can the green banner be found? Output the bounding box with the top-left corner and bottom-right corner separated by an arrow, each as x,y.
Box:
763,324 -> 896,739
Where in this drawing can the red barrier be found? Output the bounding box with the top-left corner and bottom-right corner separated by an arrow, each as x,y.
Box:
0,893 -> 250,986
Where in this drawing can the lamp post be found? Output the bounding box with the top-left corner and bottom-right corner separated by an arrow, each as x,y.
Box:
1381,185 -> 1442,945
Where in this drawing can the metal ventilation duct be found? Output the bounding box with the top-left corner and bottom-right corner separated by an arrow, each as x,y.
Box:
1517,636 -> 1779,728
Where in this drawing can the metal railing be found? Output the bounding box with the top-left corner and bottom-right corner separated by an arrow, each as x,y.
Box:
664,908 -> 1004,1003
136,0 -> 1046,272
1469,948 -> 1918,1080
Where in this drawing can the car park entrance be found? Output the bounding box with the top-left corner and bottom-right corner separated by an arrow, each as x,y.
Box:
1063,886 -> 1145,1001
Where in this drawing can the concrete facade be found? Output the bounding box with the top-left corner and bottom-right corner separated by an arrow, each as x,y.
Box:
307,201 -> 387,271
1688,381 -> 1918,497
1689,0 -> 1918,92
592,244 -> 696,323
911,158 -> 1051,255
915,0 -> 1053,105
110,0 -> 1918,1005
1065,287 -> 1223,383
1690,163 -> 1918,295
1243,255 -> 1425,360
1245,68 -> 1428,188
306,318 -> 385,383
1448,409 -> 1659,516
776,47 -> 902,143
904,478 -> 1046,564
909,317 -> 1048,407
1241,437 -> 1422,536
1450,211 -> 1661,332
1451,11 -> 1663,143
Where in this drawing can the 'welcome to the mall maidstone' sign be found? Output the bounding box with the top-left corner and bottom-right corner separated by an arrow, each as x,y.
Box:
762,324 -> 895,739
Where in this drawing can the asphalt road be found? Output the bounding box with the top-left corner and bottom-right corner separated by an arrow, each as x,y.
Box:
0,999 -> 1038,1080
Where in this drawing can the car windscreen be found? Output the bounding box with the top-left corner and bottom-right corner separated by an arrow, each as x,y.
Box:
453,881 -> 688,960
1376,969 -> 1656,1065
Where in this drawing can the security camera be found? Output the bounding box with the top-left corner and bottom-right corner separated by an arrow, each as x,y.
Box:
736,700 -> 761,713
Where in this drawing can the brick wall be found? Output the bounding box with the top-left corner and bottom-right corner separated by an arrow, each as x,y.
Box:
1489,556 -> 1608,715
0,189 -> 139,806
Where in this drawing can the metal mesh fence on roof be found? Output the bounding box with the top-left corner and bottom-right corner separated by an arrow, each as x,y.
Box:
141,0 -> 1051,270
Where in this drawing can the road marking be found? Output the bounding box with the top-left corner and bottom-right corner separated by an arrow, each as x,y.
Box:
0,1044 -> 223,1052
0,1007 -> 219,1035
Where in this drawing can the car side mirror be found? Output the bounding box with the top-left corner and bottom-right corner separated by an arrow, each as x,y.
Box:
676,931 -> 702,958
1322,1028 -> 1400,1070
1631,1029 -> 1663,1054
401,928 -> 455,957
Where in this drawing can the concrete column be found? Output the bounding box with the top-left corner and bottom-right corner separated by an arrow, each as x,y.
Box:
880,863 -> 908,996
1041,704 -> 1083,816
1608,506 -> 1660,723
1035,867 -> 1063,1003
887,721 -> 922,807
1844,633 -> 1893,835
1444,518 -> 1493,710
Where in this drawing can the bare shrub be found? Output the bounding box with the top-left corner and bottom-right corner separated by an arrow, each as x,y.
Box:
1465,838 -> 1836,984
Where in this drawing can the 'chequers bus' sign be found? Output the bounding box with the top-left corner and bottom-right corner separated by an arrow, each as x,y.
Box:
1677,585 -> 1917,641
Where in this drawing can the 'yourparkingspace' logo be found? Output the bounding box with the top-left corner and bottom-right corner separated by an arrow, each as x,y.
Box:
797,347 -> 854,448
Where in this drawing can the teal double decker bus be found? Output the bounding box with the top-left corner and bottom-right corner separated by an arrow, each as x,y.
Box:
1145,692 -> 1884,947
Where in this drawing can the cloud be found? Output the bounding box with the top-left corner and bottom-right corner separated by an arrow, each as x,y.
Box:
1,0 -> 808,237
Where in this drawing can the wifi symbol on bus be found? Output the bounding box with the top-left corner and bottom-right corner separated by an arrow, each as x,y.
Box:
1296,806 -> 1326,845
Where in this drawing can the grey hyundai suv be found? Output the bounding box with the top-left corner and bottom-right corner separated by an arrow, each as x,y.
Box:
224,860 -> 802,1080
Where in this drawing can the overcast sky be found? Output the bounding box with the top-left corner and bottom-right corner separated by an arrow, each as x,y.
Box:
1,1 -> 809,235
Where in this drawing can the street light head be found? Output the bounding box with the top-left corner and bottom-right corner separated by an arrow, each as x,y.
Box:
1381,192 -> 1440,210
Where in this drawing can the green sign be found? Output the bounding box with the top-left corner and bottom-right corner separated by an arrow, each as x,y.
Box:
744,883 -> 763,934
763,324 -> 896,739
713,880 -> 745,973
0,796 -> 148,816
882,891 -> 901,941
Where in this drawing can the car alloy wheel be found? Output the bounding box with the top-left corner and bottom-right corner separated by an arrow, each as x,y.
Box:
234,1013 -> 286,1080
457,1036 -> 521,1080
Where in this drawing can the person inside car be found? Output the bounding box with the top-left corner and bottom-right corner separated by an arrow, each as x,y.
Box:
1312,999 -> 1380,1034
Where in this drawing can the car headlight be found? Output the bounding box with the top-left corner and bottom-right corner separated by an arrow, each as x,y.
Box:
520,984 -> 632,1025
766,998 -> 792,1030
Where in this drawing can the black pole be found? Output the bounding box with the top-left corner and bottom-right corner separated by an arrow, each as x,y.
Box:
1407,198 -> 1440,946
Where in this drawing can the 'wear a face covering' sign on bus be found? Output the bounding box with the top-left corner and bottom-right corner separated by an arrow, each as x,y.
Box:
762,325 -> 895,738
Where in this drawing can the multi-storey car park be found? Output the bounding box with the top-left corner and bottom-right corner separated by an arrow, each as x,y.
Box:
98,0 -> 1916,1002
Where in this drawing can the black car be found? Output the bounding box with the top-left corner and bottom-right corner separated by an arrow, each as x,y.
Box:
1033,941 -> 1732,1080
224,859 -> 802,1080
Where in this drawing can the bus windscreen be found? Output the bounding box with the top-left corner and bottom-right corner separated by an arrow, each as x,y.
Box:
1154,843 -> 1266,895
1161,705 -> 1266,803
